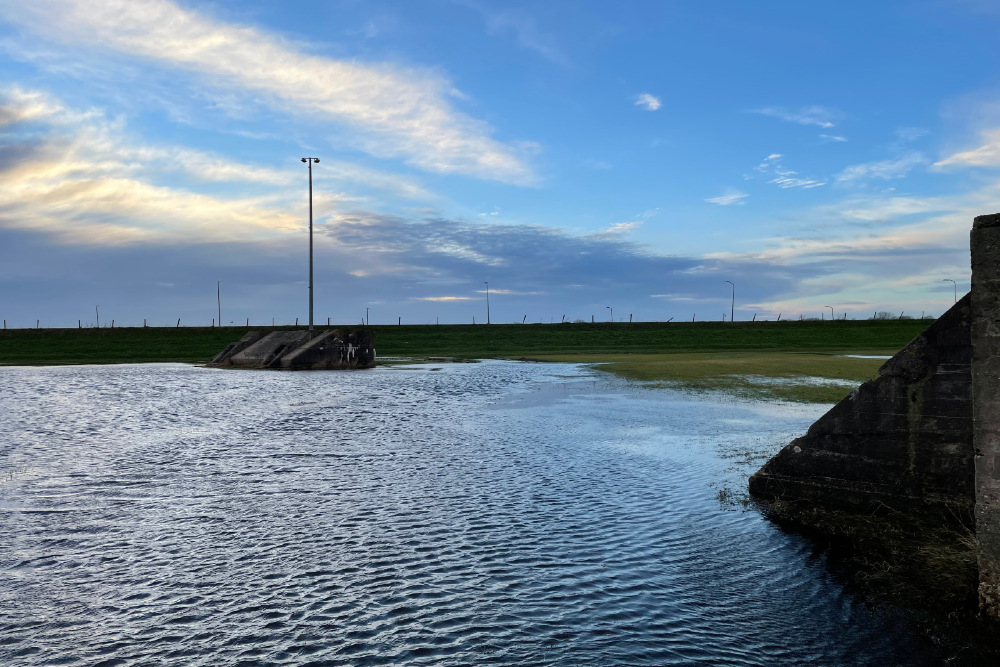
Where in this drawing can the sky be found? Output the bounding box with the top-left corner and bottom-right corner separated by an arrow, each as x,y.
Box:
2,0 -> 1000,327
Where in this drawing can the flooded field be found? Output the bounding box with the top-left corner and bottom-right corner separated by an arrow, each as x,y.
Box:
0,361 -> 946,665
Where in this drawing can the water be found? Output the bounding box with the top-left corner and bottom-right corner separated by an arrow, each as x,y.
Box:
0,361 -> 943,666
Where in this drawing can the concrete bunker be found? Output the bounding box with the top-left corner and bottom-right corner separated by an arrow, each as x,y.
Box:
209,329 -> 376,370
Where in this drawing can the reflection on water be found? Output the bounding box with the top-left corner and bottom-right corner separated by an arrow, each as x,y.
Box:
0,361 -> 943,665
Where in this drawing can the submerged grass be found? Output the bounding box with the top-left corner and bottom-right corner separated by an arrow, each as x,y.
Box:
532,351 -> 890,403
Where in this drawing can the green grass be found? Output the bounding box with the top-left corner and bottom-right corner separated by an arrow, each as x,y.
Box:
533,351 -> 889,403
0,320 -> 926,401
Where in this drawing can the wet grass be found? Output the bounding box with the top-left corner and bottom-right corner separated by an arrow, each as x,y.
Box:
532,351 -> 889,403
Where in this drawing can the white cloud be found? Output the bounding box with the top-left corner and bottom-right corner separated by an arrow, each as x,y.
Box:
635,93 -> 661,111
819,134 -> 848,142
753,154 -> 826,189
895,127 -> 928,142
836,153 -> 927,183
753,106 -> 842,128
1,0 -> 535,185
936,129 -> 1000,168
0,88 -> 441,244
705,189 -> 749,206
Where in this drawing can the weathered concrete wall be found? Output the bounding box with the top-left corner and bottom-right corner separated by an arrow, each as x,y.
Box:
750,212 -> 1000,619
748,296 -> 974,520
209,329 -> 375,370
972,213 -> 1000,618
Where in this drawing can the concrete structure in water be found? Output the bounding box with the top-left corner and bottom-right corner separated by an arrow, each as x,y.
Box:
749,213 -> 1000,618
208,329 -> 375,370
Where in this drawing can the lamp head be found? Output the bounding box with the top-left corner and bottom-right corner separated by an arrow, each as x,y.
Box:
301,157 -> 306,163
314,158 -> 319,163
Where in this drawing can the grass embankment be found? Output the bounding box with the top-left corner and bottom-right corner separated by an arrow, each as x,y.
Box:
0,320 -> 929,402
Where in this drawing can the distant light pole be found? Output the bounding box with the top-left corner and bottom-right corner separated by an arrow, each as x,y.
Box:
943,278 -> 957,304
825,305 -> 834,320
724,280 -> 734,322
366,307 -> 369,326
607,306 -> 613,322
484,281 -> 491,324
95,305 -> 100,329
301,157 -> 320,330
217,281 -> 222,328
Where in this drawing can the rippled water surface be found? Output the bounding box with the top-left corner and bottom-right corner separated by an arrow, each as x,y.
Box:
1,361 -> 943,665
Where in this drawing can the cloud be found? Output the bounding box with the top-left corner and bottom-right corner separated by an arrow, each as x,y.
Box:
819,134 -> 848,142
416,295 -> 474,301
1,0 -> 535,185
635,93 -> 661,111
479,8 -> 569,65
895,127 -> 928,142
935,129 -> 1000,168
705,189 -> 749,206
753,154 -> 826,189
589,209 -> 658,238
836,153 -> 927,183
753,106 -> 842,128
0,88 -> 438,245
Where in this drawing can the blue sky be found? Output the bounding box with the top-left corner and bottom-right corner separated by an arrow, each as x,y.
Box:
2,0 -> 999,326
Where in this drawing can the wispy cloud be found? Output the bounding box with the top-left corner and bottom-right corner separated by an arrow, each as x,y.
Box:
819,134 -> 848,142
589,209 -> 658,238
1,0 -> 536,185
479,8 -> 569,66
416,295 -> 474,301
935,128 -> 1000,168
0,88 -> 439,244
753,154 -> 826,189
836,153 -> 927,183
753,105 -> 842,128
705,189 -> 749,206
635,93 -> 661,111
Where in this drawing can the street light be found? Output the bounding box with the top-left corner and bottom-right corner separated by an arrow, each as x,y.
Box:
607,305 -> 613,322
724,280 -> 734,322
824,305 -> 834,320
366,307 -> 369,326
484,281 -> 491,325
301,157 -> 320,330
943,278 -> 957,304
95,305 -> 100,329
217,281 -> 221,328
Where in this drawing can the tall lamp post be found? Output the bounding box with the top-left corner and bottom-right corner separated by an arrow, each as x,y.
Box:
824,305 -> 834,321
301,157 -> 320,330
95,305 -> 100,329
607,305 -> 613,322
366,307 -> 369,326
484,281 -> 491,324
724,280 -> 734,322
217,281 -> 221,328
943,278 -> 957,304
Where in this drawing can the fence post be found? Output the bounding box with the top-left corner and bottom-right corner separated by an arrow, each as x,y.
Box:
177,318 -> 181,327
